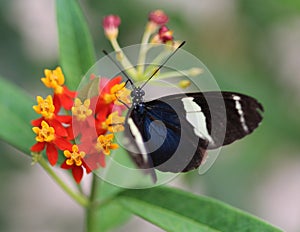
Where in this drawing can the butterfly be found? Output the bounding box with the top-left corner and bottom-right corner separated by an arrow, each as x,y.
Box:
104,42 -> 264,182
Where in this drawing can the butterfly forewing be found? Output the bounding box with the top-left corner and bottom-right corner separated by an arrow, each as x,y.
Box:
175,92 -> 264,148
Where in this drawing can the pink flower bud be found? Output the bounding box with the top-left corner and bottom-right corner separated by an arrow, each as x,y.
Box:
158,25 -> 173,43
102,15 -> 121,30
148,10 -> 168,25
102,15 -> 121,40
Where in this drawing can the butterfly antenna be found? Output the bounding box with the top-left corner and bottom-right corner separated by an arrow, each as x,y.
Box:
102,50 -> 135,88
140,41 -> 186,89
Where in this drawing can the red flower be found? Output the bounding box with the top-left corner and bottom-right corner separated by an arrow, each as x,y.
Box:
61,162 -> 84,184
32,69 -> 129,182
53,85 -> 76,112
32,95 -> 71,137
91,76 -> 127,135
61,145 -> 88,183
70,98 -> 94,139
84,153 -> 106,172
31,121 -> 72,166
96,76 -> 123,104
94,104 -> 110,135
77,138 -> 106,172
41,67 -> 76,112
79,134 -> 119,173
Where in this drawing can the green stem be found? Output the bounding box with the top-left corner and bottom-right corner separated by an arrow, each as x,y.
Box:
156,68 -> 204,79
37,154 -> 89,207
143,49 -> 171,78
86,174 -> 100,232
76,181 -> 84,195
110,38 -> 137,79
136,27 -> 153,77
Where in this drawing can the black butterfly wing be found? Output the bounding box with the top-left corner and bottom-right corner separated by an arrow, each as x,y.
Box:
157,91 -> 264,148
125,97 -> 207,175
125,91 -> 263,175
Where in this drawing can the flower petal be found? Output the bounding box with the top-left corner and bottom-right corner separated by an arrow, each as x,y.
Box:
56,115 -> 72,124
100,76 -> 122,94
72,166 -> 84,184
31,142 -> 45,152
48,119 -> 68,137
63,86 -> 76,98
84,153 -> 106,173
60,93 -> 74,110
31,117 -> 43,127
66,126 -> 75,140
54,137 -> 73,151
61,160 -> 72,170
53,94 -> 61,114
46,143 -> 58,166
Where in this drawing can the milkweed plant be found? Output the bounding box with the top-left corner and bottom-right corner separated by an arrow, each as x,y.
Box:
2,1 -> 282,231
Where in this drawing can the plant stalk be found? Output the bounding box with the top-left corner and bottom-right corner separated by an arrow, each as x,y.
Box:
37,155 -> 89,207
86,174 -> 100,232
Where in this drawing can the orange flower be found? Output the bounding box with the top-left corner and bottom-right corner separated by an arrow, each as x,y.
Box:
95,134 -> 119,155
32,95 -> 71,137
41,67 -> 76,111
61,145 -> 88,183
31,121 -> 72,166
101,111 -> 125,132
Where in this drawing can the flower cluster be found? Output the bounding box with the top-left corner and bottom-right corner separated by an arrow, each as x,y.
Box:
102,10 -> 202,86
103,10 -> 175,47
31,9 -> 202,184
31,67 -> 129,183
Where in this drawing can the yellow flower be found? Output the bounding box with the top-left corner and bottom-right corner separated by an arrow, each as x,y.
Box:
102,111 -> 125,132
41,67 -> 65,94
64,145 -> 86,166
72,98 -> 93,121
104,82 -> 131,105
32,121 -> 55,142
33,95 -> 55,119
95,134 -> 119,155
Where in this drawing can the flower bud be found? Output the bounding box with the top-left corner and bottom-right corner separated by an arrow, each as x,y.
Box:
179,80 -> 191,89
158,25 -> 173,43
151,25 -> 174,44
147,10 -> 169,33
102,15 -> 121,40
148,10 -> 168,25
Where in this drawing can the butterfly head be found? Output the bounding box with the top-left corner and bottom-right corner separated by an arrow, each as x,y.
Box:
131,86 -> 145,108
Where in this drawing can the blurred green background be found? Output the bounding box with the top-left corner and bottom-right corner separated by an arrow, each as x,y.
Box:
1,0 -> 300,231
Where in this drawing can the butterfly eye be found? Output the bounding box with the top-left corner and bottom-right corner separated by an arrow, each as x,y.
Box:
130,87 -> 138,96
130,90 -> 136,98
130,87 -> 145,98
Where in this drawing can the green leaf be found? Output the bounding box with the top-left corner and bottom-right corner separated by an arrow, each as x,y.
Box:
117,187 -> 282,232
56,0 -> 96,90
0,77 -> 35,154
